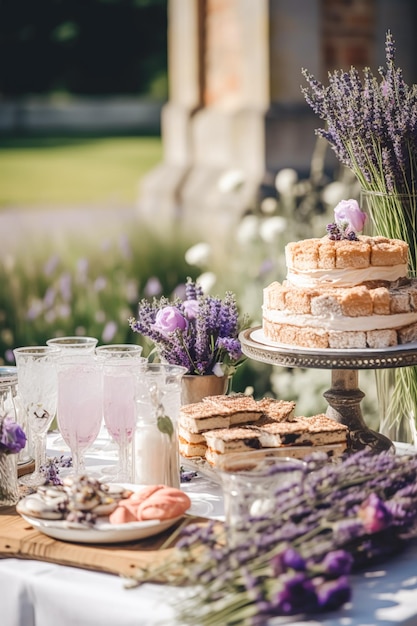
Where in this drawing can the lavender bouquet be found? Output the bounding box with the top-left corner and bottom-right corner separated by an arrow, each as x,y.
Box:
129,278 -> 247,376
129,450 -> 417,624
302,31 -> 417,443
302,30 -> 417,266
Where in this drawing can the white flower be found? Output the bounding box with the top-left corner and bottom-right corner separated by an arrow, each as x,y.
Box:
260,197 -> 278,215
275,168 -> 298,195
218,169 -> 245,193
236,215 -> 259,244
185,242 -> 212,267
212,362 -> 225,377
322,181 -> 349,207
259,216 -> 287,243
196,272 -> 217,294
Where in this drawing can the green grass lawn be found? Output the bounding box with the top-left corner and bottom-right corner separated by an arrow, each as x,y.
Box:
0,135 -> 163,207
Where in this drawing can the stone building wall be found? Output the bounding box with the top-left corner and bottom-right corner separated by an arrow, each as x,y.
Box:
139,0 -> 417,242
322,0 -> 375,72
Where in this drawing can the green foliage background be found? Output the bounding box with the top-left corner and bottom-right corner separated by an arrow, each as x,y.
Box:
1,0 -> 168,98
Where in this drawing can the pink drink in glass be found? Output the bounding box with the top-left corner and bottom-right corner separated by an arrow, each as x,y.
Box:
103,371 -> 136,443
57,360 -> 102,473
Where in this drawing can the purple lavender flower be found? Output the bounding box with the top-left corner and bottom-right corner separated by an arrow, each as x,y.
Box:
0,417 -> 26,454
315,576 -> 351,611
180,467 -> 198,483
272,572 -> 318,615
183,299 -> 199,320
40,455 -> 72,485
271,546 -> 306,575
102,320 -> 117,343
216,337 -> 243,361
302,31 -> 417,205
318,550 -> 353,577
144,276 -> 162,297
168,450 -> 417,625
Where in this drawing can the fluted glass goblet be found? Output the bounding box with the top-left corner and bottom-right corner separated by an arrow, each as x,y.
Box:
47,336 -> 98,446
96,345 -> 145,482
13,346 -> 59,488
56,354 -> 103,475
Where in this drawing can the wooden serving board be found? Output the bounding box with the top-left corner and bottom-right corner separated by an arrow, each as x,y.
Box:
0,506 -> 209,580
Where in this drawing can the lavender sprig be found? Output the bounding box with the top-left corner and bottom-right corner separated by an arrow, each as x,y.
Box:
40,455 -> 72,485
128,450 -> 417,625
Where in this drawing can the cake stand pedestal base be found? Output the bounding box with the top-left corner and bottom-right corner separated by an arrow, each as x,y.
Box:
323,369 -> 393,453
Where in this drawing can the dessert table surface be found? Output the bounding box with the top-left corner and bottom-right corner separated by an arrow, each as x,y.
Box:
1,434 -> 417,626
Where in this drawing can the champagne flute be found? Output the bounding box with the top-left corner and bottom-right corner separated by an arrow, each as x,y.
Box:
96,345 -> 145,482
56,354 -> 103,475
13,346 -> 59,487
46,336 -> 98,446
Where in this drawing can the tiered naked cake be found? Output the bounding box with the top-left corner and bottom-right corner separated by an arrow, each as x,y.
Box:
262,234 -> 417,349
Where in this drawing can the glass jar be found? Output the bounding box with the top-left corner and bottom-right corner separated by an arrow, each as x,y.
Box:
134,363 -> 187,488
0,367 -> 21,506
361,189 -> 417,445
0,367 -> 31,464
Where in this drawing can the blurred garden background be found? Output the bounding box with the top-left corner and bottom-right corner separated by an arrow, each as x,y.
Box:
2,0 -> 417,423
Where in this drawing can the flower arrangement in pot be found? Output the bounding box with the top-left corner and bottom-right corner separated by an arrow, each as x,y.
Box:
129,278 -> 248,400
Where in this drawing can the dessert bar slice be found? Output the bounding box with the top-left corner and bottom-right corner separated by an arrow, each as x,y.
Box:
179,401 -> 233,434
178,423 -> 208,457
293,414 -> 348,445
203,426 -> 263,455
203,394 -> 264,425
257,398 -> 296,422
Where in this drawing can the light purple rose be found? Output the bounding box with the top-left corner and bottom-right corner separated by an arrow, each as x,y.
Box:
153,306 -> 188,336
334,199 -> 367,233
183,299 -> 199,320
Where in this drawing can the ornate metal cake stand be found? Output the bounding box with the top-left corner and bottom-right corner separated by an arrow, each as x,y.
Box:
240,326 -> 417,453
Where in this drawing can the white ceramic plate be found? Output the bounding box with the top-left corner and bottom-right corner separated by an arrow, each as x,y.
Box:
17,482 -> 187,544
18,510 -> 184,544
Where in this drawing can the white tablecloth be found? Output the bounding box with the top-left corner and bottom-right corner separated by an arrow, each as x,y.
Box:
1,434 -> 417,626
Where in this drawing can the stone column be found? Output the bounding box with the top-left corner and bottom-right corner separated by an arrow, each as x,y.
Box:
179,0 -> 272,238
139,0 -> 204,224
140,0 -> 324,241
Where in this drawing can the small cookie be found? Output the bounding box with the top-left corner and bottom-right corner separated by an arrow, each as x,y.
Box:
137,486 -> 191,521
17,493 -> 66,520
109,485 -> 191,524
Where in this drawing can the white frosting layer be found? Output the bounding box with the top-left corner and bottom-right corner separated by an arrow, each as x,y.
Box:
286,264 -> 408,288
262,307 -> 417,332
